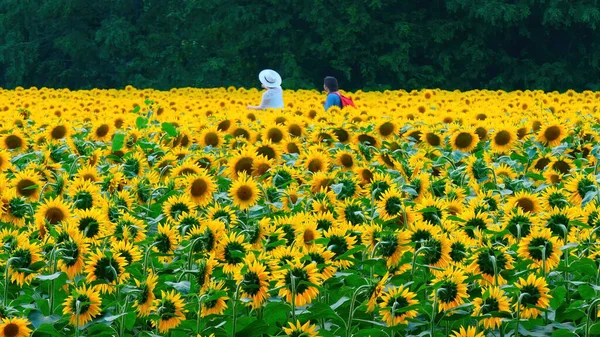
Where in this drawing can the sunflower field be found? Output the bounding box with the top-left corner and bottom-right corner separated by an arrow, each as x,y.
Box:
0,86 -> 599,337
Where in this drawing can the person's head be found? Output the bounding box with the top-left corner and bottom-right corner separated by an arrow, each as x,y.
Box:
259,69 -> 282,89
324,76 -> 339,93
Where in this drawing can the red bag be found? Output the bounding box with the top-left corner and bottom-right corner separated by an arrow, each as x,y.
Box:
332,92 -> 356,108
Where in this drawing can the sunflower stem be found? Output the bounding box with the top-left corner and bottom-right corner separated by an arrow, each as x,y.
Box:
142,242 -> 159,276
431,289 -> 439,337
119,294 -> 129,337
347,285 -> 370,337
75,300 -> 81,337
586,298 -> 600,337
290,271 -> 297,322
49,246 -> 60,314
232,281 -> 242,337
3,258 -> 15,307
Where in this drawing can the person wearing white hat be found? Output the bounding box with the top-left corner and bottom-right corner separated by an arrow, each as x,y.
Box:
247,69 -> 284,110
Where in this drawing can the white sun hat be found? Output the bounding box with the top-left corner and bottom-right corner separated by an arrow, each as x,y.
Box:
259,69 -> 282,88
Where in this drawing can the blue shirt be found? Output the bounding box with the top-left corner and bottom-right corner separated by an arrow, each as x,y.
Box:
324,93 -> 342,111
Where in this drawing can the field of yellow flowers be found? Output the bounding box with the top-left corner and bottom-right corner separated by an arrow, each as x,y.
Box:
0,86 -> 598,337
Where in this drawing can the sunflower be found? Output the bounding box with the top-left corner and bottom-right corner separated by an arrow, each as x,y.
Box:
154,223 -> 181,257
217,232 -> 252,274
90,120 -> 113,142
12,169 -> 43,200
227,147 -> 256,179
179,171 -> 216,206
450,326 -> 485,337
205,204 -> 238,227
132,271 -> 158,317
323,225 -> 358,269
564,172 -> 597,205
337,199 -> 366,226
450,129 -> 478,152
275,259 -> 321,307
255,141 -> 280,161
431,267 -> 469,312
379,285 -> 419,326
448,233 -> 473,266
0,190 -> 28,228
84,249 -> 129,294
295,221 -> 321,248
472,286 -> 511,330
2,132 -> 26,152
154,290 -> 186,333
57,228 -> 89,279
415,196 -> 447,226
300,244 -> 337,281
537,122 -> 567,147
501,207 -> 538,242
0,150 -> 13,172
542,206 -> 581,238
489,125 -> 517,153
281,184 -> 302,212
252,155 -> 274,178
171,158 -> 203,178
114,213 -> 147,243
303,149 -> 330,173
162,194 -> 196,222
335,150 -> 356,171
74,164 -> 101,183
374,230 -> 412,267
71,207 -> 109,244
229,172 -> 261,210
198,127 -> 222,148
8,241 -> 43,286
62,285 -> 102,327
233,254 -> 270,309
283,320 -> 319,337
468,245 -> 514,285
0,317 -> 32,337
111,240 -> 143,266
67,179 -> 101,210
195,255 -> 219,291
515,274 -> 552,319
517,227 -> 561,273
507,191 -> 541,214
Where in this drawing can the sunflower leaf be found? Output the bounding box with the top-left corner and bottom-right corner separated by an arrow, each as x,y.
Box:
35,272 -> 62,281
112,133 -> 125,152
165,281 -> 190,294
136,116 -> 148,129
161,122 -> 178,137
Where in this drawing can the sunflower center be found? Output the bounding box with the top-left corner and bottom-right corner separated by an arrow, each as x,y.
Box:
361,169 -> 374,183
340,154 -> 353,168
217,120 -> 231,132
45,206 -> 66,224
307,158 -> 324,173
379,122 -> 395,136
476,248 -> 507,275
516,197 -> 535,213
224,241 -> 245,265
303,228 -> 315,244
494,131 -> 511,146
438,281 -> 459,303
357,134 -> 377,146
93,256 -> 119,283
191,179 -> 208,198
71,294 -> 91,314
334,128 -> 349,142
233,128 -> 250,139
3,322 -> 20,337
289,124 -> 302,137
267,128 -> 284,143
79,217 -> 100,238
96,124 -> 109,137
204,132 -> 219,147
74,192 -> 94,210
454,132 -> 474,149
5,135 -> 23,149
234,157 -> 253,176
520,284 -> 541,306
286,267 -> 310,294
242,271 -> 261,295
544,126 -> 561,141
236,185 -> 254,202
51,125 -> 67,139
257,146 -> 276,159
450,242 -> 467,263
11,248 -> 32,269
528,237 -> 552,261
426,133 -> 441,146
15,179 -> 37,198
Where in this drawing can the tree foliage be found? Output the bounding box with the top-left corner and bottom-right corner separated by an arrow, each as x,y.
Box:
1,0 -> 599,91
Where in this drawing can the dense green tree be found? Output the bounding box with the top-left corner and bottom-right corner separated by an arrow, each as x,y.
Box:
0,0 -> 599,91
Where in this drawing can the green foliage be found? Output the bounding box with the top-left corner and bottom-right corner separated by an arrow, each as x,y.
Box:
1,0 -> 599,91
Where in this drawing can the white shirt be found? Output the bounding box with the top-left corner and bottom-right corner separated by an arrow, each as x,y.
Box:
259,86 -> 284,109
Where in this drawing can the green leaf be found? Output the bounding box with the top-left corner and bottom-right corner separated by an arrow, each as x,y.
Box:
235,319 -> 268,337
112,133 -> 125,152
354,328 -> 386,337
551,329 -> 576,337
262,302 -> 288,326
28,310 -> 61,329
132,105 -> 141,114
551,286 -> 567,309
33,324 -> 62,337
36,272 -> 63,281
577,284 -> 595,300
136,116 -> 148,129
161,122 -> 178,137
165,281 -> 190,294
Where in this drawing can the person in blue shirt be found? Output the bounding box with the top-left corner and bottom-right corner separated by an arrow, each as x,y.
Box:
323,76 -> 342,111
247,69 -> 284,110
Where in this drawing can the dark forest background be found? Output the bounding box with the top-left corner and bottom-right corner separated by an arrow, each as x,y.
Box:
1,0 -> 600,91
